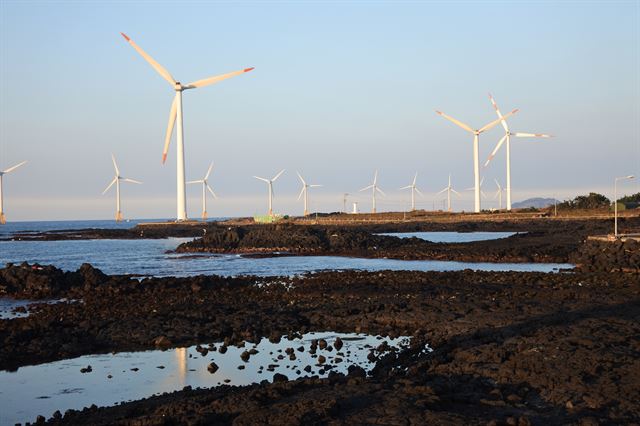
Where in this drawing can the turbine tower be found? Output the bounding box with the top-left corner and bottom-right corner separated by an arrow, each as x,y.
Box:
436,174 -> 461,212
102,154 -> 142,222
485,94 -> 552,211
0,161 -> 27,225
254,170 -> 285,216
493,179 -> 506,210
436,105 -> 517,212
359,170 -> 385,213
399,172 -> 424,211
121,33 -> 253,222
296,172 -> 322,216
187,162 -> 217,220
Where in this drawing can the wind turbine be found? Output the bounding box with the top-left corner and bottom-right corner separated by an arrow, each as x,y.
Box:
465,177 -> 488,200
436,105 -> 518,213
342,193 -> 349,213
399,172 -> 424,211
120,33 -> 254,222
0,161 -> 27,224
493,179 -> 506,210
485,94 -> 552,211
296,172 -> 322,216
359,170 -> 385,213
436,174 -> 461,212
187,162 -> 217,221
102,154 -> 142,222
254,170 -> 285,216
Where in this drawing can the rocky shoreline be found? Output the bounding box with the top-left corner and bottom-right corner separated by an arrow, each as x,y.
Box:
1,262 -> 639,424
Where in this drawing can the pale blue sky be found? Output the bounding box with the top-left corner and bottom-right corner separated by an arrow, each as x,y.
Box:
1,1 -> 638,220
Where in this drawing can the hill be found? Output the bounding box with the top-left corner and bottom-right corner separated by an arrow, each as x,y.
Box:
512,197 -> 559,209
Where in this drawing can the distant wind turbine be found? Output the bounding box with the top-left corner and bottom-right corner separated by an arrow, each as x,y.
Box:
399,172 -> 424,211
296,172 -> 322,216
485,94 -> 552,211
254,170 -> 285,216
465,176 -> 488,200
493,179 -> 506,210
0,161 -> 27,225
342,193 -> 349,213
436,104 -> 518,213
102,154 -> 142,222
187,162 -> 217,220
436,174 -> 461,212
359,170 -> 385,213
120,32 -> 254,222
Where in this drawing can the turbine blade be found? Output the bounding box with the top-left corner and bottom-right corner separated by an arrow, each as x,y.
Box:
484,134 -> 508,167
162,94 -> 178,164
111,154 -> 120,176
186,180 -> 203,184
479,109 -> 518,133
494,179 -> 501,189
373,170 -> 378,185
204,162 -> 214,180
435,110 -> 474,133
415,187 -> 425,197
399,185 -> 412,190
184,67 -> 254,89
376,187 -> 386,196
514,132 -> 552,138
297,187 -> 305,201
296,171 -> 306,185
253,176 -> 269,183
488,93 -> 509,132
102,177 -> 117,194
2,160 -> 27,174
452,189 -> 462,197
120,33 -> 176,87
272,169 -> 285,181
412,172 -> 417,186
436,187 -> 448,195
360,185 -> 374,192
122,178 -> 142,184
309,184 -> 322,188
207,184 -> 217,199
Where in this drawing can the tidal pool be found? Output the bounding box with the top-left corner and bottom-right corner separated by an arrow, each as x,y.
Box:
378,231 -> 520,243
0,332 -> 415,425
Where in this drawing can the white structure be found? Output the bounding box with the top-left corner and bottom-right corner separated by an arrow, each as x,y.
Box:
352,202 -> 359,214
493,179 -> 506,210
399,172 -> 424,211
614,175 -> 635,237
342,193 -> 349,213
296,172 -> 322,216
254,170 -> 285,216
0,161 -> 27,224
484,94 -> 552,210
436,106 -> 517,212
121,33 -> 253,221
465,177 -> 487,200
102,154 -> 142,222
436,174 -> 461,212
187,162 -> 217,220
359,170 -> 385,213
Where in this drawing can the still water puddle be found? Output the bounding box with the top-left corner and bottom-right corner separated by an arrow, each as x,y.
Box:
0,298 -> 79,319
0,332 -> 415,425
378,231 -> 520,243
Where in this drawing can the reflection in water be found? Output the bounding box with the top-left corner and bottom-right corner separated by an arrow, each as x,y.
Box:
378,231 -> 520,243
0,332 -> 414,425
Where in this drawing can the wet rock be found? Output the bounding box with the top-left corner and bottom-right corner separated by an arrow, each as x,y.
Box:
153,336 -> 172,349
218,345 -> 228,354
318,339 -> 328,350
334,337 -> 343,351
207,362 -> 219,374
240,351 -> 250,362
80,365 -> 92,373
318,355 -> 326,364
273,373 -> 288,383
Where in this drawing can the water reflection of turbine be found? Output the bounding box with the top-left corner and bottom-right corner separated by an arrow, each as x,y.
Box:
176,348 -> 187,387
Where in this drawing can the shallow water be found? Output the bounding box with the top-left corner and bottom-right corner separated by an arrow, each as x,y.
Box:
0,238 -> 572,276
0,332 -> 413,425
379,231 -> 520,243
0,298 -> 79,320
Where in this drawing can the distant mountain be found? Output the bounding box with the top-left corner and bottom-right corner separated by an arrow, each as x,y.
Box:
512,198 -> 559,209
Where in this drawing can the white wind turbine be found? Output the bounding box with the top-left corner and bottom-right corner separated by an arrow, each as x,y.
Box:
297,172 -> 322,216
399,172 -> 424,211
0,161 -> 27,225
102,154 -> 142,222
485,94 -> 552,211
359,170 -> 385,213
254,170 -> 285,216
121,33 -> 254,222
465,176 -> 488,201
436,105 -> 518,213
493,179 -> 506,210
187,162 -> 217,221
436,174 -> 461,212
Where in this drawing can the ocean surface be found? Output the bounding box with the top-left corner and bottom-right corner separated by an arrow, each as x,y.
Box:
0,220 -> 572,278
